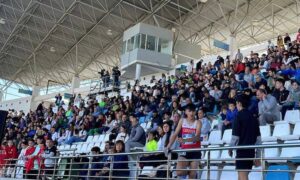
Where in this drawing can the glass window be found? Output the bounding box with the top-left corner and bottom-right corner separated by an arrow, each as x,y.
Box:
122,41 -> 126,54
158,38 -> 172,55
140,34 -> 146,49
146,35 -> 156,51
134,34 -> 140,49
126,36 -> 134,52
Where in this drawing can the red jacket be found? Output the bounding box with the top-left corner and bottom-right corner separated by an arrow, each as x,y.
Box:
0,146 -> 7,167
235,63 -> 245,74
5,145 -> 18,159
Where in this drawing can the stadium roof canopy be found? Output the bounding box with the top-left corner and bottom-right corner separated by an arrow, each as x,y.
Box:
0,0 -> 299,88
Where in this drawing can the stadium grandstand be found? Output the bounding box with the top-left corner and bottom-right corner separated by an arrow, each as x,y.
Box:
1,0 -> 300,179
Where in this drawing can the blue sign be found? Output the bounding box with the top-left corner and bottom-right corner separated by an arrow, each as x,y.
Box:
18,89 -> 32,95
213,39 -> 229,51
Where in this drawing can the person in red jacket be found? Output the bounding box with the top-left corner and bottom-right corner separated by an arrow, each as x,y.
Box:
4,140 -> 18,177
0,142 -> 8,176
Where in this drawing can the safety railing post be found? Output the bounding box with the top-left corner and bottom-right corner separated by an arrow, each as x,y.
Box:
109,155 -> 113,180
52,158 -> 57,180
135,156 -> 139,180
68,150 -> 75,180
207,150 -> 211,180
167,152 -> 172,180
87,157 -> 92,180
38,160 -> 41,180
261,147 -> 265,180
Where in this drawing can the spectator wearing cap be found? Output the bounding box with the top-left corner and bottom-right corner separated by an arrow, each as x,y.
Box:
272,78 -> 289,105
125,114 -> 146,153
257,89 -> 280,125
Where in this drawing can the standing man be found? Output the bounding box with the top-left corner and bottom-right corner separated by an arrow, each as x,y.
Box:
230,95 -> 261,180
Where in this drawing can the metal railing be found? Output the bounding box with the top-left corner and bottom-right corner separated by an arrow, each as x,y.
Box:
2,143 -> 300,180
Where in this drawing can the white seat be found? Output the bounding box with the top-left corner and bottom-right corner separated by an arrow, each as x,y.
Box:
140,166 -> 155,177
86,136 -> 94,143
100,142 -> 106,152
204,145 -> 221,162
104,134 -> 110,142
284,110 -> 300,124
210,119 -> 219,130
145,122 -> 152,130
92,135 -> 100,142
263,142 -> 280,163
262,123 -> 290,142
281,122 -> 300,141
280,140 -> 300,162
200,166 -> 219,180
202,130 -> 222,145
260,125 -> 271,142
80,143 -> 88,153
221,129 -> 232,144
219,145 -> 236,163
141,123 -> 147,129
294,166 -> 300,180
75,144 -> 82,154
249,166 -> 262,180
99,134 -> 106,142
220,166 -> 237,180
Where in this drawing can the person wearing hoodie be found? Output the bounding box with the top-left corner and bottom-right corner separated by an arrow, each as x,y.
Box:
281,80 -> 300,119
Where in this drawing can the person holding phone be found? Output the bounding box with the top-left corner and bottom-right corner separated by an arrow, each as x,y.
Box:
229,95 -> 261,180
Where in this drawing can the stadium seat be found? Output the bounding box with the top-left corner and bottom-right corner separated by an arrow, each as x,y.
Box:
145,121 -> 152,130
215,129 -> 232,144
99,134 -> 106,142
86,135 -> 94,143
92,135 -> 100,142
219,145 -> 236,163
140,122 -> 147,129
140,166 -> 155,177
284,110 -> 300,124
263,123 -> 290,142
281,122 -> 300,141
80,143 -> 88,153
265,165 -> 291,180
210,119 -> 219,130
75,144 -> 82,154
280,140 -> 300,163
260,125 -> 271,142
200,166 -> 219,180
202,130 -> 222,145
294,166 -> 300,180
220,166 -> 237,180
263,142 -> 280,163
204,145 -> 221,162
249,166 -> 262,180
104,134 -> 110,142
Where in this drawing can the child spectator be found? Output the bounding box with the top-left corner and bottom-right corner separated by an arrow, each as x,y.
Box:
41,139 -> 57,178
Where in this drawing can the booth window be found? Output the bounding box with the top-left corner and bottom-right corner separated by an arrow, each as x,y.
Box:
146,35 -> 156,51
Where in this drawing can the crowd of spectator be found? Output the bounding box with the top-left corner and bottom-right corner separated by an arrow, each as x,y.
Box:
1,31 -> 300,179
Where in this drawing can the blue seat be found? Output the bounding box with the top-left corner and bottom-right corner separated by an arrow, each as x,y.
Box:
265,165 -> 291,180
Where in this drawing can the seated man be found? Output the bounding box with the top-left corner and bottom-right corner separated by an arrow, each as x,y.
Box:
125,114 -> 146,153
257,89 -> 280,125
